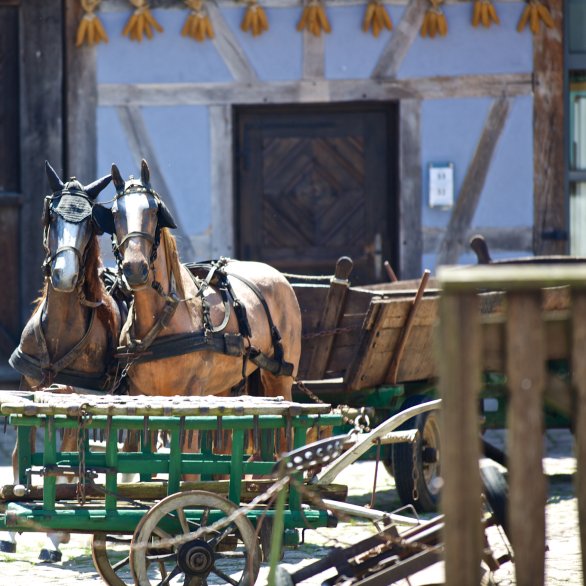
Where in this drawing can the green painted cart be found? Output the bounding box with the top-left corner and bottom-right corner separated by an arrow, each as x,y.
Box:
0,391 -> 344,585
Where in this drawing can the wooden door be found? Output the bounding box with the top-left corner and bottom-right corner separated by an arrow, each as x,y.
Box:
235,103 -> 398,285
0,2 -> 22,379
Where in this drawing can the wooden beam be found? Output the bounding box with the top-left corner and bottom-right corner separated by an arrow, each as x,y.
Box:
102,0 -> 523,9
20,0 -> 64,320
436,96 -> 511,265
423,226 -> 533,255
64,0 -> 97,182
533,0 -> 564,254
207,0 -> 258,83
116,105 -> 195,260
210,104 -> 235,258
303,28 -> 325,80
371,0 -> 427,79
399,99 -> 422,278
98,73 -> 532,107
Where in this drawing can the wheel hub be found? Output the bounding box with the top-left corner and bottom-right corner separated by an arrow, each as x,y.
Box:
177,539 -> 215,576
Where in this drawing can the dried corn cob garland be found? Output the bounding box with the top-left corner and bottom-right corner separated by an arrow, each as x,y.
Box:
241,0 -> 269,37
182,0 -> 214,42
76,0 -> 108,47
472,0 -> 499,28
123,0 -> 163,42
362,0 -> 392,37
297,0 -> 331,37
421,0 -> 447,38
517,0 -> 554,34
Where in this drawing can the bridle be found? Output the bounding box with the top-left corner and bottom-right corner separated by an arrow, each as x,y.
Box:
41,190 -> 102,308
111,184 -> 162,271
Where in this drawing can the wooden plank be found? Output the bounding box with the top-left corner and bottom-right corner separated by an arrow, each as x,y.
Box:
98,73 -> 533,107
210,104 -> 235,258
572,289 -> 586,583
399,99 -> 422,279
303,28 -> 325,80
506,291 -> 546,586
438,292 -> 482,586
64,0 -> 97,182
371,0 -> 426,79
423,225 -> 533,255
207,0 -> 258,83
387,270 -> 430,383
436,95 -> 511,265
116,105 -> 195,260
19,0 -> 64,319
305,257 -> 353,379
533,0 -> 564,255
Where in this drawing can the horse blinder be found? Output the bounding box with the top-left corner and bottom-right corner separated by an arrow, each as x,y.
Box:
92,204 -> 116,235
157,200 -> 177,230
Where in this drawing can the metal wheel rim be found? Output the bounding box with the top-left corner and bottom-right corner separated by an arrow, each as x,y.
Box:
421,412 -> 441,488
92,532 -> 134,586
130,490 -> 260,586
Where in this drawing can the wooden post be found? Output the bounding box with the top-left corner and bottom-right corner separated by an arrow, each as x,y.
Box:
305,257 -> 353,380
506,291 -> 546,586
438,291 -> 482,586
572,289 -> 586,584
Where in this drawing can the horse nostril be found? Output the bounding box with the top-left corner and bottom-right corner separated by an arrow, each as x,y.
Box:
122,260 -> 149,285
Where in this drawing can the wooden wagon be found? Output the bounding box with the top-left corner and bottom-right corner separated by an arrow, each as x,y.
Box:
289,255 -> 573,513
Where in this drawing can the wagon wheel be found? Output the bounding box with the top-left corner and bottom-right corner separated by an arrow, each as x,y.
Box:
130,490 -> 261,586
390,395 -> 441,513
92,533 -> 134,586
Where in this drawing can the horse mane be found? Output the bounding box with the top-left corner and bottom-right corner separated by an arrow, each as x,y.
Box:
161,228 -> 186,300
84,233 -> 119,338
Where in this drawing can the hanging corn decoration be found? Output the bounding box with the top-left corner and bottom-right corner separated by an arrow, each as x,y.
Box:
472,0 -> 499,28
76,0 -> 109,47
517,0 -> 554,34
362,0 -> 392,37
241,0 -> 269,37
182,0 -> 214,42
420,0 -> 447,38
297,0 -> 331,37
123,0 -> 163,42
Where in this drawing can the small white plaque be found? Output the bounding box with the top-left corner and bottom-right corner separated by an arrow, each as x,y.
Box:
429,163 -> 454,208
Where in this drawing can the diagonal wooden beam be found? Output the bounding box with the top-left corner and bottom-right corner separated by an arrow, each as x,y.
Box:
436,95 -> 511,266
116,105 -> 195,260
207,0 -> 258,83
371,0 -> 427,80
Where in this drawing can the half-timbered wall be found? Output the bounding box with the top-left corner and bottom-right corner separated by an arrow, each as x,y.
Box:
89,0 -> 541,276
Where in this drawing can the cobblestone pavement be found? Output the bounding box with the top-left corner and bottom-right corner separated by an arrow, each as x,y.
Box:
0,429 -> 580,585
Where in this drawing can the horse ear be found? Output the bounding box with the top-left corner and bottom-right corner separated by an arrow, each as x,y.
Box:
45,161 -> 64,193
140,159 -> 151,187
112,164 -> 125,193
92,204 -> 115,235
158,200 -> 177,230
85,175 -> 112,201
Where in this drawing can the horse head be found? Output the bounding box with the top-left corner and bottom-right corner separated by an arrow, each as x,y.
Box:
93,159 -> 176,288
43,162 -> 111,293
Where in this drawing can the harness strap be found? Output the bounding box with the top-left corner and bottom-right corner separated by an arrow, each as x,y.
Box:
9,346 -> 110,390
32,298 -> 98,380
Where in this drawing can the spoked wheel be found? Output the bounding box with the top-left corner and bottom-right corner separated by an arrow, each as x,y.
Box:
391,397 -> 441,513
130,490 -> 261,586
92,533 -> 135,585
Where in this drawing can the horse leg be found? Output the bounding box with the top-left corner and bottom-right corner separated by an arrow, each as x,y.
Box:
260,371 -> 294,456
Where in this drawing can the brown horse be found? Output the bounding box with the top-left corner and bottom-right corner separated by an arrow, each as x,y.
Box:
5,162 -> 120,561
93,159 -> 302,401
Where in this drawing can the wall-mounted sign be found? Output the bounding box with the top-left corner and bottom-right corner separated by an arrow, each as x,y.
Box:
429,162 -> 454,209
